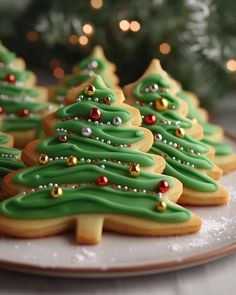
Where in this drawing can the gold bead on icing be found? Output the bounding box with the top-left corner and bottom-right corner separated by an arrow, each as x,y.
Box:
38,154 -> 49,165
156,200 -> 167,212
85,84 -> 96,96
59,135 -> 68,142
154,98 -> 169,111
67,156 -> 78,166
175,127 -> 185,138
51,186 -> 63,198
192,118 -> 198,124
103,96 -> 111,104
129,163 -> 140,177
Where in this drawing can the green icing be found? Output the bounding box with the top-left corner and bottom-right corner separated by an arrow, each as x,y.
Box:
0,187 -> 191,222
2,117 -> 43,132
0,84 -> 39,99
0,68 -> 31,82
134,75 -> 192,129
0,133 -> 9,145
0,146 -> 25,184
77,57 -> 105,72
38,134 -> 154,167
132,76 -> 219,192
0,46 -> 52,135
0,75 -> 192,224
13,160 -> 172,190
0,46 -> 16,65
177,91 -> 221,136
51,56 -> 116,104
0,95 -> 48,114
0,82 -> 49,134
177,90 -> 232,157
202,122 -> 222,137
77,57 -> 114,87
2,160 -> 188,223
202,138 -> 233,156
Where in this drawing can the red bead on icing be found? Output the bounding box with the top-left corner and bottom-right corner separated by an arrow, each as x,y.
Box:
97,176 -> 108,186
19,109 -> 30,117
157,180 -> 169,193
88,107 -> 102,121
5,74 -> 16,84
144,114 -> 156,125
0,106 -> 4,114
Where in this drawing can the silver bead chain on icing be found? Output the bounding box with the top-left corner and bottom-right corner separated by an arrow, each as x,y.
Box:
4,112 -> 41,119
56,128 -> 128,148
140,114 -> 180,126
62,115 -> 122,126
135,100 -> 175,110
0,153 -> 19,159
0,94 -> 35,102
154,133 -> 200,168
21,182 -> 163,196
0,62 -> 16,70
0,80 -> 24,87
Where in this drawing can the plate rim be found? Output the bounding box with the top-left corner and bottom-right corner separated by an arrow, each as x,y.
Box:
0,240 -> 235,277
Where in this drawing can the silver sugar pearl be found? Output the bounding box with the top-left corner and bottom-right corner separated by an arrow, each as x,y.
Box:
89,60 -> 98,69
113,116 -> 122,126
155,134 -> 162,141
81,127 -> 92,137
148,83 -> 159,93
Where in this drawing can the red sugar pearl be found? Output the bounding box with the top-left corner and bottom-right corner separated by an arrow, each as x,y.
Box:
0,106 -> 4,114
19,108 -> 30,117
97,176 -> 108,186
5,74 -> 16,84
157,180 -> 169,193
88,107 -> 102,121
144,114 -> 156,125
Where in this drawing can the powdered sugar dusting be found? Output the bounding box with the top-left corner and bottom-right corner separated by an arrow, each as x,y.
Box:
168,212 -> 236,253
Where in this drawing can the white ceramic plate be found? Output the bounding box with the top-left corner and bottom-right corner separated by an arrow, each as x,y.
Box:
0,139 -> 235,278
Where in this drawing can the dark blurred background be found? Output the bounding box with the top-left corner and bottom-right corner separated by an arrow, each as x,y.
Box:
0,0 -> 235,109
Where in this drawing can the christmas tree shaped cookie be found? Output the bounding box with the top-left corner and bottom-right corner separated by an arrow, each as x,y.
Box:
166,75 -> 236,174
49,46 -> 119,105
0,44 -> 54,148
124,60 -> 229,206
0,75 -> 201,244
176,90 -> 236,174
0,132 -> 25,189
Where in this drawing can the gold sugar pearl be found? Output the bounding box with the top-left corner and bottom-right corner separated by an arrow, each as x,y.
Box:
51,186 -> 63,198
85,84 -> 96,96
38,154 -> 49,165
156,200 -> 167,212
192,118 -> 198,124
103,96 -> 111,104
175,127 -> 185,138
129,163 -> 140,177
154,98 -> 169,112
59,135 -> 68,142
67,155 -> 78,166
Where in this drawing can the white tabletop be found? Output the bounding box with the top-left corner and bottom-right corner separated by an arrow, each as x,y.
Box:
0,254 -> 235,295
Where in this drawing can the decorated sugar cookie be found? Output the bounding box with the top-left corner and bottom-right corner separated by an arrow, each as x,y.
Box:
123,60 -> 229,206
0,44 -> 55,148
49,46 -> 119,105
166,74 -> 236,175
0,75 -> 201,244
177,90 -> 236,174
